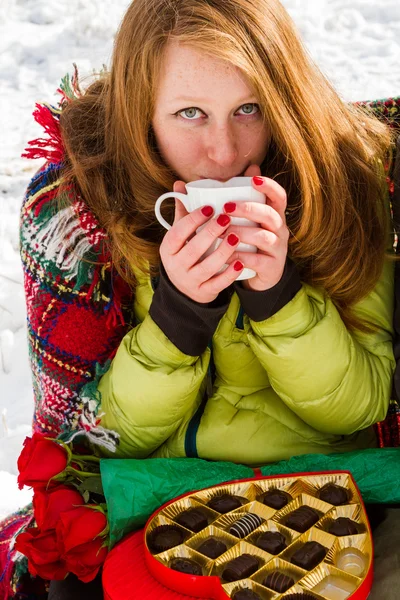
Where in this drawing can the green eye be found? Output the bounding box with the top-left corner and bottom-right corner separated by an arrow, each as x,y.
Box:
241,104 -> 259,115
178,108 -> 202,120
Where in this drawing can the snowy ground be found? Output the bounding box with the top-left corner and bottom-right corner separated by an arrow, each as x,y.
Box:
1,0 -> 400,520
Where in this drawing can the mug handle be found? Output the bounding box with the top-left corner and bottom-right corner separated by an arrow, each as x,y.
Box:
155,192 -> 189,230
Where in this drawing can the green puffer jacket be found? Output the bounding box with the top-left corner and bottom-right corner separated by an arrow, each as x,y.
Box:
99,245 -> 395,466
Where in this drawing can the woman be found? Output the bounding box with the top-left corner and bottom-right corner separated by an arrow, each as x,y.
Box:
12,0 -> 398,597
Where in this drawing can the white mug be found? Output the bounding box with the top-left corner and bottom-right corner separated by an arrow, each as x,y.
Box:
154,177 -> 265,280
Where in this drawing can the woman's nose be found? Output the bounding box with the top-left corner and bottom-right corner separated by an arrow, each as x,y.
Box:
205,125 -> 239,166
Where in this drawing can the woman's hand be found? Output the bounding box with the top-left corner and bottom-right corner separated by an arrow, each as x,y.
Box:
223,175 -> 289,292
159,165 -> 275,303
159,186 -> 245,303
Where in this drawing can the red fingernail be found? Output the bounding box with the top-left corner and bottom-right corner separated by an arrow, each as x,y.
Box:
217,214 -> 231,227
253,176 -> 264,186
234,261 -> 244,271
227,233 -> 239,246
224,202 -> 236,213
201,206 -> 214,217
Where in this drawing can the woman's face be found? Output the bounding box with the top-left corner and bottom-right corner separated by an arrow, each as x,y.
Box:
151,41 -> 270,183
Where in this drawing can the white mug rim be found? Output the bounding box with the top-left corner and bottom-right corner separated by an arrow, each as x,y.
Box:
185,176 -> 253,190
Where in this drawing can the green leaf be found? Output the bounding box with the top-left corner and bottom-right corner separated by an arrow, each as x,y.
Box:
77,476 -> 104,496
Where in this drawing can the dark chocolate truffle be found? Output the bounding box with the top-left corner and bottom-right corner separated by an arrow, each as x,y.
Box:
169,557 -> 203,576
232,590 -> 262,600
328,517 -> 359,537
208,493 -> 242,513
262,489 -> 291,510
291,541 -> 327,570
229,513 -> 263,538
222,553 -> 259,582
147,525 -> 185,553
196,537 -> 227,559
256,531 -> 287,554
318,483 -> 349,506
263,571 -> 295,593
285,505 -> 319,532
175,507 -> 209,532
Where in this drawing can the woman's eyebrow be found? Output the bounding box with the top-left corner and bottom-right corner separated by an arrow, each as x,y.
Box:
171,95 -> 258,104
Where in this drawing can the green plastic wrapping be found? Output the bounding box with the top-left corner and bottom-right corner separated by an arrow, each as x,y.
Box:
100,448 -> 400,548
100,457 -> 253,547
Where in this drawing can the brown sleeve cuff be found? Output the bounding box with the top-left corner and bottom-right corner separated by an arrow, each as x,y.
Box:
233,258 -> 302,322
149,264 -> 232,356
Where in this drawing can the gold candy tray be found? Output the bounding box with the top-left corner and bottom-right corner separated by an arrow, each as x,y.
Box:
144,471 -> 373,600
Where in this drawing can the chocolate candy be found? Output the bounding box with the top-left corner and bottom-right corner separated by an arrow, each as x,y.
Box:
208,493 -> 242,513
175,507 -> 209,532
291,541 -> 327,570
285,505 -> 319,532
329,517 -> 359,537
147,525 -> 185,553
318,483 -> 349,506
232,590 -> 262,600
169,557 -> 203,575
262,489 -> 291,509
196,537 -> 227,559
229,513 -> 263,538
263,571 -> 294,592
256,531 -> 287,554
222,553 -> 259,582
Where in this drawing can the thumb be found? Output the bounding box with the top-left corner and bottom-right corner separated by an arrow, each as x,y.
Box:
173,181 -> 189,224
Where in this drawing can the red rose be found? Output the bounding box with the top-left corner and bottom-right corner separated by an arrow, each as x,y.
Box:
15,527 -> 68,581
57,506 -> 108,583
33,486 -> 85,531
62,538 -> 108,583
18,433 -> 69,490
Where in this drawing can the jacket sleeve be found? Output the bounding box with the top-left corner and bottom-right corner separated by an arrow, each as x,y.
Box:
98,268 -> 232,458
98,314 -> 211,457
243,255 -> 395,435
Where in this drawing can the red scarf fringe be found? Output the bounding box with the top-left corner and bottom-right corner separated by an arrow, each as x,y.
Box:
21,103 -> 64,163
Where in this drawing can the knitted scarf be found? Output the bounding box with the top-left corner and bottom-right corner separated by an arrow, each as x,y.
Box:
20,68 -> 134,453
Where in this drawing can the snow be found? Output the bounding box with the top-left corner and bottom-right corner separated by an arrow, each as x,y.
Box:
1,0 -> 400,521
